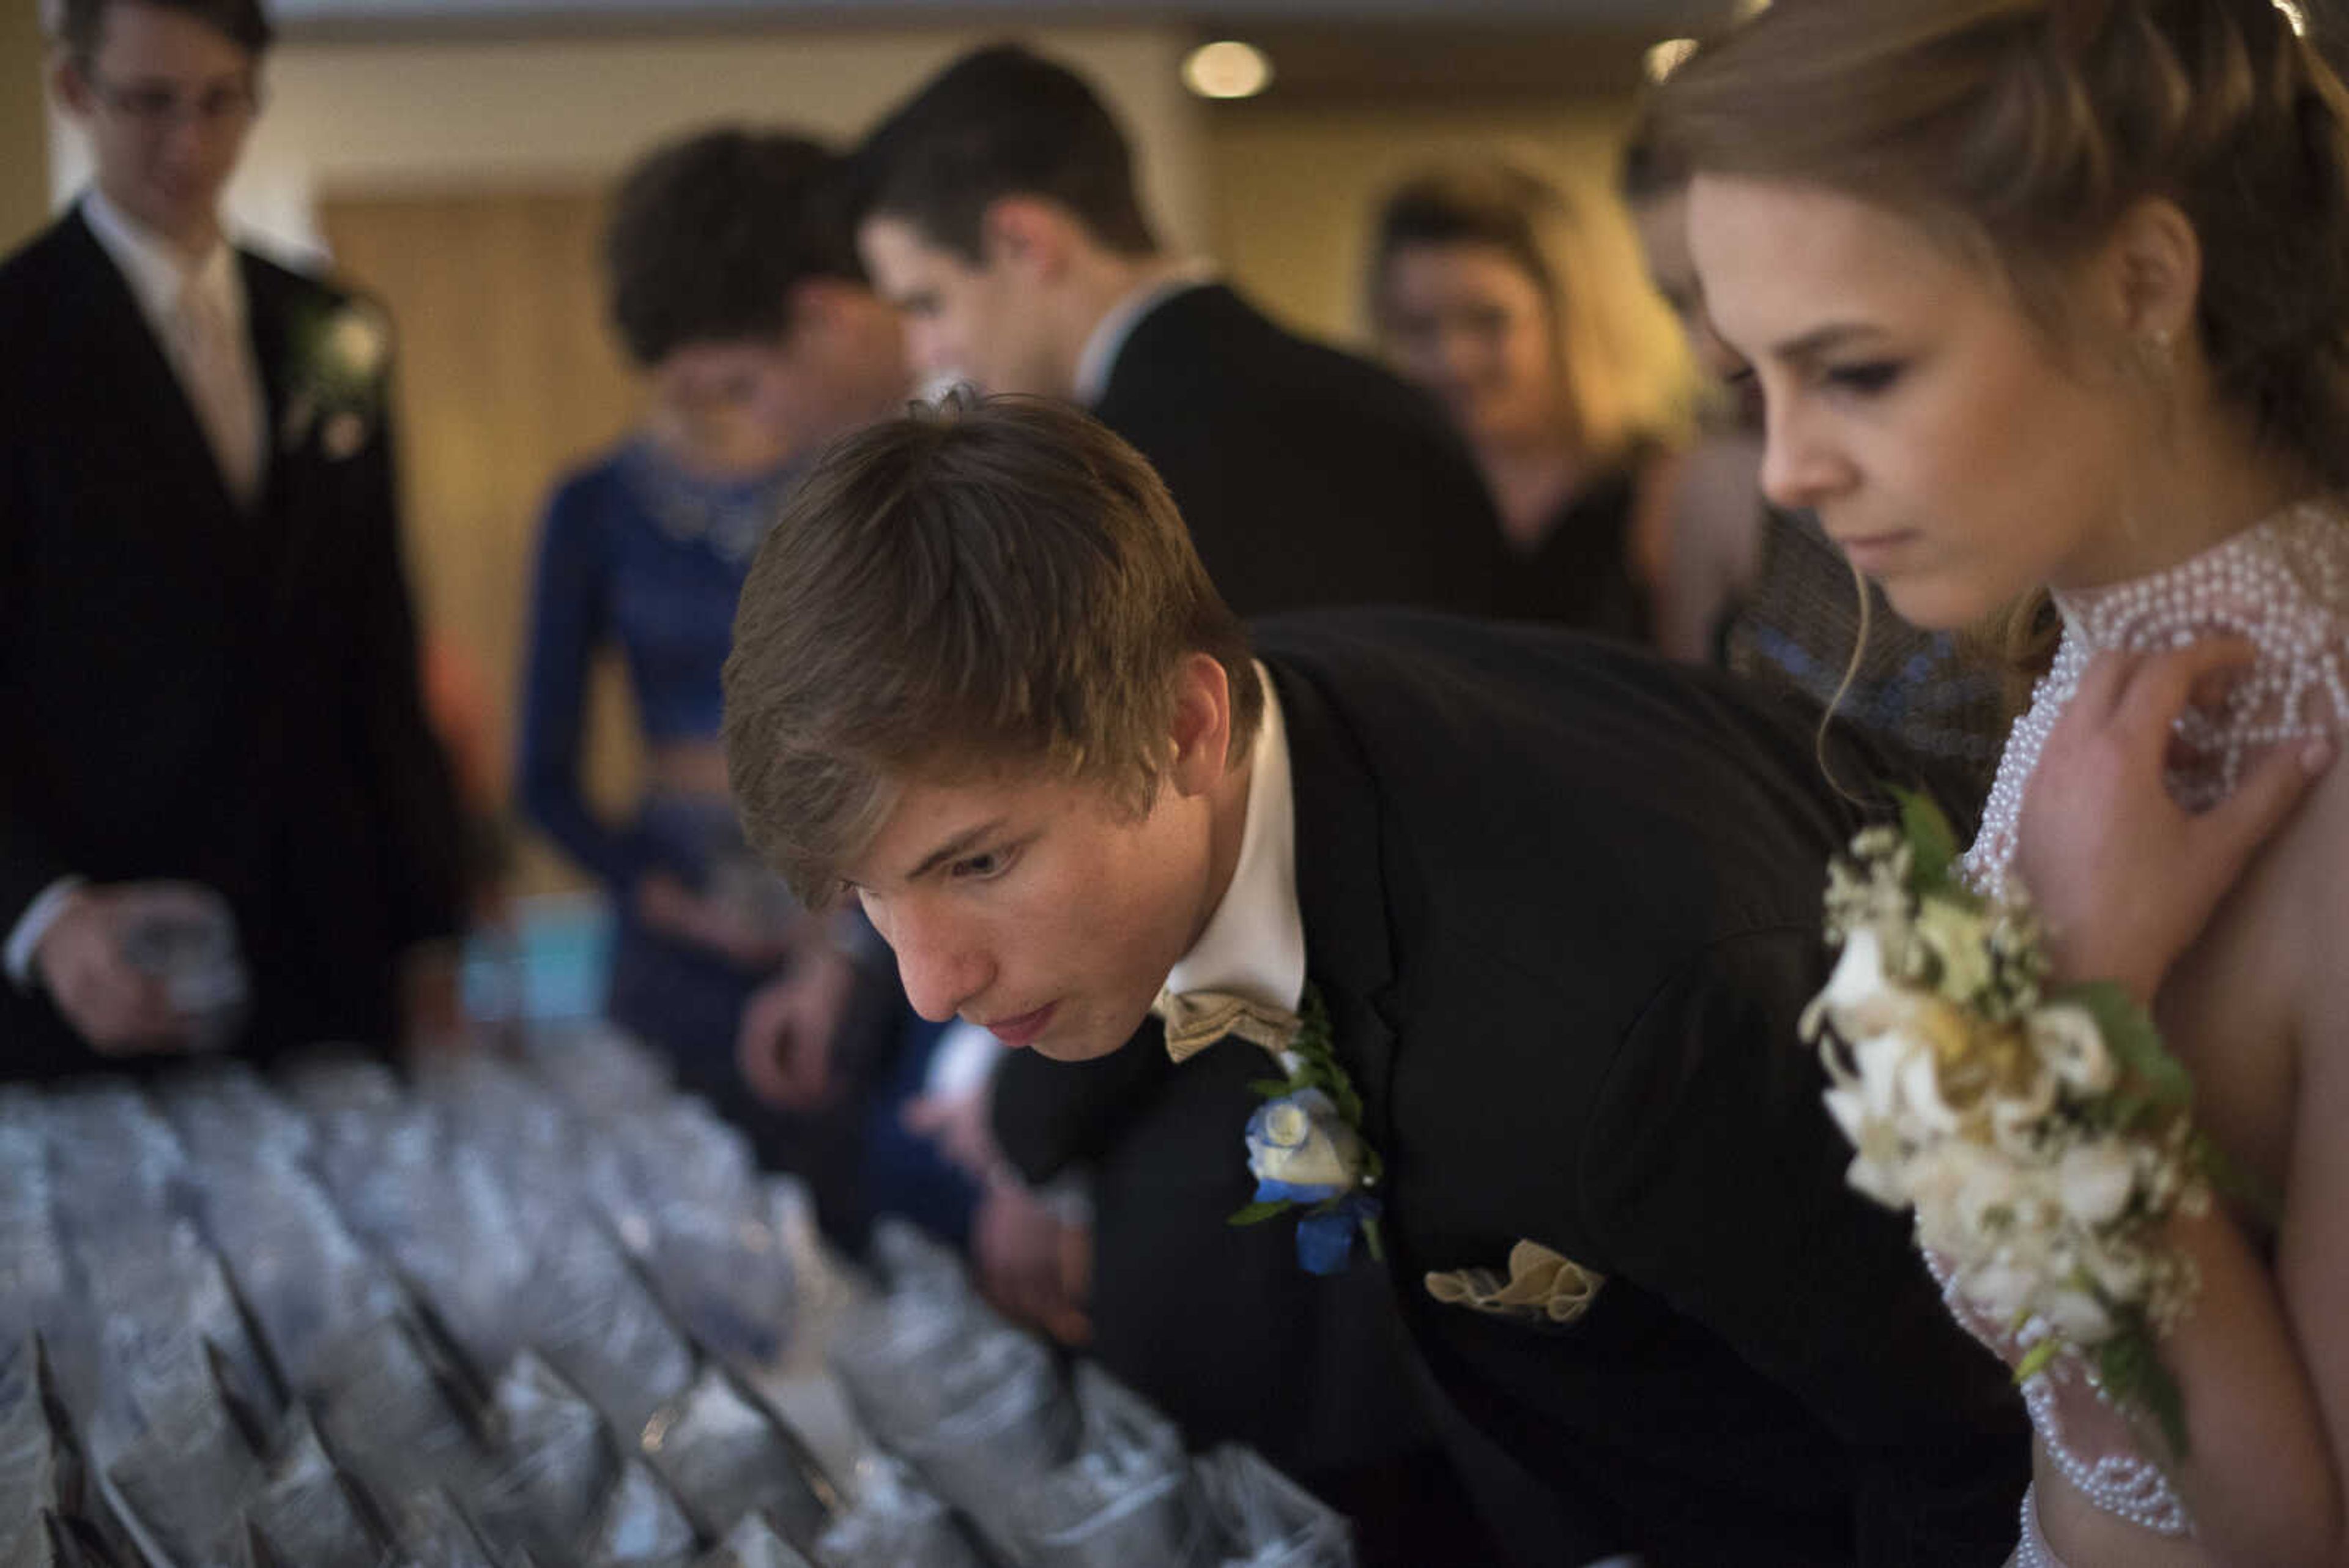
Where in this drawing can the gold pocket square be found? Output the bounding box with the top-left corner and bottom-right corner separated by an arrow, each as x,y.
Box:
1425,1240 -> 1605,1326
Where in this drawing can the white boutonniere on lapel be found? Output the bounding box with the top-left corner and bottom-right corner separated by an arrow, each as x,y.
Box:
283,299 -> 390,461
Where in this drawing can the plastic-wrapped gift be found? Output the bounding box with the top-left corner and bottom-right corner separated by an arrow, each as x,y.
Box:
376,1148 -> 539,1378
41,1086 -> 190,1247
388,1488 -> 503,1568
822,1233 -> 994,1447
154,1062 -> 312,1175
0,1153 -> 78,1413
1013,1365 -> 1214,1568
103,1334 -> 272,1568
78,1218 -> 285,1458
860,1323 -> 1078,1516
691,1514 -> 815,1568
812,1455 -> 985,1568
276,1055 -> 404,1135
523,1211 -> 697,1442
194,1159 -> 402,1395
638,1363 -> 836,1545
240,1406 -> 394,1568
2,1337 -> 84,1566
469,1353 -> 615,1562
521,1024 -> 674,1121
31,1512 -> 145,1568
1193,1447 -> 1355,1568
310,1313 -> 492,1511
582,1457 -> 697,1568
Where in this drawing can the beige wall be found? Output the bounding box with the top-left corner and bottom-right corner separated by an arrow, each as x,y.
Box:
48,23 -> 1209,265
1205,97 -> 1689,422
0,0 -> 49,254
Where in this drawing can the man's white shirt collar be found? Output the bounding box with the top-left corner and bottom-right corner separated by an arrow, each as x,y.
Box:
1072,261 -> 1217,408
1161,663 -> 1306,1016
82,188 -> 245,347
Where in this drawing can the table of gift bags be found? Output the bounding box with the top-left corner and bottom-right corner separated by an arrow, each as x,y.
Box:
0,1027 -> 1356,1568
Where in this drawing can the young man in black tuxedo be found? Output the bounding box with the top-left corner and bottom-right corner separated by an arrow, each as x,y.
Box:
827,45 -> 1512,1547
723,396 -> 2030,1567
0,0 -> 464,1079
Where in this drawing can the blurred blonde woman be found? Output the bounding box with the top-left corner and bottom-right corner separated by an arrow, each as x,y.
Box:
1369,160 -> 1694,642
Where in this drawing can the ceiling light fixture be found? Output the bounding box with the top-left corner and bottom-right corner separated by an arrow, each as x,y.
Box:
1182,40 -> 1275,101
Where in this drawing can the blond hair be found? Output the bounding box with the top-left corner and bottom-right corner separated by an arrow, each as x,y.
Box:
1368,161 -> 1694,461
722,395 -> 1262,902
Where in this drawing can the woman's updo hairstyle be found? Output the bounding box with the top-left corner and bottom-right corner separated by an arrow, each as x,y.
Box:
1652,0 -> 2349,485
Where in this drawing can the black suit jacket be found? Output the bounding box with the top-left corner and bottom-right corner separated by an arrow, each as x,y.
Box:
1002,611 -> 2027,1567
1092,283 -> 1506,619
0,207 -> 464,1079
985,284 -> 1507,1529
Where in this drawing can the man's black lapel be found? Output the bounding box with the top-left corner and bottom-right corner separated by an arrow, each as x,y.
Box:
1266,657 -> 1403,1156
53,208 -> 247,529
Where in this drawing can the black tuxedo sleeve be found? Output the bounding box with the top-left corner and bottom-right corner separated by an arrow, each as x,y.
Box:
1579,927 -> 2028,1568
343,391 -> 465,953
0,377 -> 72,935
989,1016 -> 1178,1184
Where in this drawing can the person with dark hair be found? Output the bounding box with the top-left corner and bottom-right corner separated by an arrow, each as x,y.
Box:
841,45 -> 1513,1551
1655,1 -> 2349,1562
1368,160 -> 1690,641
723,393 -> 2032,1567
0,0 -> 467,1077
851,42 -> 1507,621
515,125 -> 915,1230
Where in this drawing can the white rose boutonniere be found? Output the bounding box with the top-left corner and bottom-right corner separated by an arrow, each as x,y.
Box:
1228,988 -> 1384,1276
284,298 -> 391,461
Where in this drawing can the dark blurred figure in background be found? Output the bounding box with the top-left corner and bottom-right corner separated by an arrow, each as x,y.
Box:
1619,113 -> 2008,795
514,125 -> 960,1249
829,40 -> 1501,1563
0,0 -> 467,1079
852,42 -> 1508,622
1369,160 -> 1689,642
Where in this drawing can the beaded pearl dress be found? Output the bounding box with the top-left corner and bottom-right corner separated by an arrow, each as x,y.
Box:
1954,495 -> 2349,1564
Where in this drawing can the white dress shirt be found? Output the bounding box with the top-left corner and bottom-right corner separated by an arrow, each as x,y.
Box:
1159,662 -> 1306,1016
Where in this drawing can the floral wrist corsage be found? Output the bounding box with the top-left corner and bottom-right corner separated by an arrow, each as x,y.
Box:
1802,789 -> 2249,1454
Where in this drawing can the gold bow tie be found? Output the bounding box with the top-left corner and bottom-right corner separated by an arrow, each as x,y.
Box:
1152,988 -> 1302,1063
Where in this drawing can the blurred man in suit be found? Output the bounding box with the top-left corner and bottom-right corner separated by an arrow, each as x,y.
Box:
0,0 -> 465,1079
851,42 -> 1506,621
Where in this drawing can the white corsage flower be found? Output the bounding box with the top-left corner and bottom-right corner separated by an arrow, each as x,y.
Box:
2028,1004 -> 2117,1094
284,299 -> 391,460
322,306 -> 390,383
2057,1141 -> 2138,1229
1805,789 -> 2223,1456
1917,894 -> 1993,1003
1246,1089 -> 1364,1197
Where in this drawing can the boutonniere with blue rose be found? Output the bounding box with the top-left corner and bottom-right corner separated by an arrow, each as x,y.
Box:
283,298 -> 390,461
1231,989 -> 1385,1276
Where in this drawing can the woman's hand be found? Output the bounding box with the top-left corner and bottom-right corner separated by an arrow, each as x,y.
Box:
2015,639 -> 2332,1001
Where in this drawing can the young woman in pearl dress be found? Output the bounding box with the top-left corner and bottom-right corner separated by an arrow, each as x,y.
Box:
1656,2 -> 2349,1565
